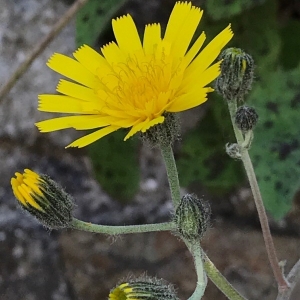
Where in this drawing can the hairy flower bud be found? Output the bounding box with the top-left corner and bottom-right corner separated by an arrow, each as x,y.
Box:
109,275 -> 179,300
215,47 -> 254,102
11,169 -> 74,229
226,143 -> 241,159
174,194 -> 210,241
235,105 -> 258,133
140,112 -> 181,147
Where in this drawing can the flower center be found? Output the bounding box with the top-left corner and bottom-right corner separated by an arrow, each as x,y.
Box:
99,49 -> 184,120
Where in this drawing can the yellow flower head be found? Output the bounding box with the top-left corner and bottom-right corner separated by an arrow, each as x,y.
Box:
36,1 -> 233,148
11,169 -> 73,229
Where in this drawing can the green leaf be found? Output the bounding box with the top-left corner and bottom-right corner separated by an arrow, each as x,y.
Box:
249,66 -> 300,219
177,100 -> 244,194
88,131 -> 139,203
76,0 -> 127,47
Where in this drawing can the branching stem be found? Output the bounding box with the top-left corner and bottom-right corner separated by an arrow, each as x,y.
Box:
227,99 -> 289,292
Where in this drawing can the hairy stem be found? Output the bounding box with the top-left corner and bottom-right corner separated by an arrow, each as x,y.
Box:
71,218 -> 175,235
187,242 -> 207,300
202,252 -> 247,300
160,143 -> 181,207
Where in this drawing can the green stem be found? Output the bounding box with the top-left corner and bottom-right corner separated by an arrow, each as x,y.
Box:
160,143 -> 181,207
227,99 -> 288,291
71,218 -> 175,235
202,252 -> 247,300
160,142 -> 246,299
187,242 -> 207,300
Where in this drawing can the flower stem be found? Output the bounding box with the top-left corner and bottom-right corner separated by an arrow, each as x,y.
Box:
70,218 -> 175,235
160,143 -> 181,207
187,241 -> 207,300
227,99 -> 289,291
202,252 -> 247,300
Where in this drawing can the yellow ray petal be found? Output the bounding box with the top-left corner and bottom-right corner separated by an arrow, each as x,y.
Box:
36,115 -> 106,132
167,90 -> 208,113
11,178 -> 27,207
18,184 -> 43,211
183,31 -> 206,67
73,44 -> 112,76
164,2 -> 192,44
15,172 -> 24,184
185,24 -> 233,80
112,14 -> 142,53
23,178 -> 43,197
197,61 -> 221,88
170,7 -> 203,58
56,80 -> 100,102
24,169 -> 39,179
109,118 -> 138,128
143,23 -> 161,55
141,116 -> 164,132
66,126 -> 120,148
124,119 -> 148,141
47,53 -> 97,88
38,95 -> 98,114
71,115 -> 117,130
101,41 -> 126,65
180,61 -> 221,93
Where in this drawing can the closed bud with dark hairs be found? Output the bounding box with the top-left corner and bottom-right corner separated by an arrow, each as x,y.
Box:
174,194 -> 210,241
11,169 -> 74,229
109,275 -> 179,300
215,47 -> 254,102
235,105 -> 258,133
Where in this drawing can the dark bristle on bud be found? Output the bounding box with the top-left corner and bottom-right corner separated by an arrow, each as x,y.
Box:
235,105 -> 258,133
174,194 -> 210,241
215,48 -> 254,102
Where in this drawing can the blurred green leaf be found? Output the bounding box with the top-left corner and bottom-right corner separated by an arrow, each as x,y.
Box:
178,100 -> 244,194
88,131 -> 139,203
205,0 -> 267,21
279,19 -> 300,70
76,0 -> 127,47
249,66 -> 300,219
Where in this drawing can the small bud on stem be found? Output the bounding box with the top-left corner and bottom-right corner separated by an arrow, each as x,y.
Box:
235,105 -> 258,133
174,194 -> 211,241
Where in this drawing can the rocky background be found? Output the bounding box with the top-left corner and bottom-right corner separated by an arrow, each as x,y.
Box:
1,0 -> 300,299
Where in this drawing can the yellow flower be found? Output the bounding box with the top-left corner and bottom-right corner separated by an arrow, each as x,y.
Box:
11,169 -> 73,229
11,169 -> 45,211
36,1 -> 233,148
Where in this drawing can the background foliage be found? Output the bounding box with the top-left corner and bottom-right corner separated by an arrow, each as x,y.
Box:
76,0 -> 300,219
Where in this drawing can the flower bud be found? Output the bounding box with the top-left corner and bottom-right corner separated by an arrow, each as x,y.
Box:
215,47 -> 254,102
140,112 -> 181,147
174,194 -> 210,241
235,105 -> 258,133
11,169 -> 74,229
109,275 -> 179,300
225,143 -> 241,159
